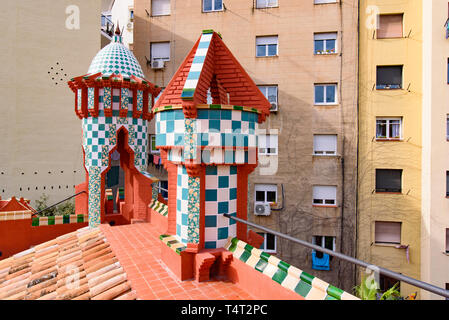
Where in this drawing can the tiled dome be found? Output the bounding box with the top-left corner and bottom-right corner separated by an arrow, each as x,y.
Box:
87,34 -> 144,78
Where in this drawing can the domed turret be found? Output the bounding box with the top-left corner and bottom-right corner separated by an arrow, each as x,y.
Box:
67,28 -> 161,228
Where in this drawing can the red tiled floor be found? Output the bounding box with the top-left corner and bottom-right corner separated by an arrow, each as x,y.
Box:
100,223 -> 254,300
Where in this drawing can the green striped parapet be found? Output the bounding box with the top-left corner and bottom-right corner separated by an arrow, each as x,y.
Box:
149,199 -> 168,217
159,235 -> 187,255
225,237 -> 359,300
32,214 -> 88,227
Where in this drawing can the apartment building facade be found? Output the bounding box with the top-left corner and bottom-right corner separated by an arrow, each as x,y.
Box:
422,0 -> 449,300
358,0 -> 423,297
0,0 -> 102,206
134,0 -> 358,291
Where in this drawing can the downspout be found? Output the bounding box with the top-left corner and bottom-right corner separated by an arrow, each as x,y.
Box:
354,0 -> 361,288
337,0 -> 346,289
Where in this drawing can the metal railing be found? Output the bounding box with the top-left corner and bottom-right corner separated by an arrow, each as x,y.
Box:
101,14 -> 114,37
32,191 -> 86,217
223,213 -> 449,299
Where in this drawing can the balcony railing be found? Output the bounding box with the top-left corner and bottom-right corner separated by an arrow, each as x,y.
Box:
101,14 -> 114,38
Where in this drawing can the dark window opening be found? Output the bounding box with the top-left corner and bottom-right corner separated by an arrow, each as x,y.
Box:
376,66 -> 403,89
376,169 -> 402,193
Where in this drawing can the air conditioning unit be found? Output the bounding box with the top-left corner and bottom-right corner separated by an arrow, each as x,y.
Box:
254,202 -> 271,216
127,22 -> 133,29
270,102 -> 278,112
151,60 -> 165,69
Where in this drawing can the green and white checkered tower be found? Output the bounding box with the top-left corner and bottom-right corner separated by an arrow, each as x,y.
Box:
68,25 -> 160,228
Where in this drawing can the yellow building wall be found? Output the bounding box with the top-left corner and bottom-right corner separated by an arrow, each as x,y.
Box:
358,0 -> 422,297
0,0 -> 101,205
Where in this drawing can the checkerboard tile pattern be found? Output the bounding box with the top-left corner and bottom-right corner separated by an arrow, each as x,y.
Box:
175,166 -> 200,244
225,238 -> 359,300
181,32 -> 213,100
176,166 -> 189,243
81,111 -> 148,174
31,214 -> 88,227
156,109 -> 258,165
87,33 -> 144,78
204,166 -> 237,249
0,211 -> 31,221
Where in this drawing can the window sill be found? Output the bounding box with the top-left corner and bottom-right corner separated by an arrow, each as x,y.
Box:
312,205 -> 338,208
374,242 -> 402,247
314,103 -> 339,107
376,88 -> 403,91
151,14 -> 171,17
375,192 -> 402,194
375,138 -> 403,142
255,6 -> 279,9
314,52 -> 338,56
256,55 -> 279,59
312,154 -> 341,158
202,10 -> 224,13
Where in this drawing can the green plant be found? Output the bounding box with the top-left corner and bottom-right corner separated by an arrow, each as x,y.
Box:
57,200 -> 75,216
354,276 -> 403,300
34,194 -> 75,217
34,194 -> 56,217
379,282 -> 401,300
354,275 -> 379,300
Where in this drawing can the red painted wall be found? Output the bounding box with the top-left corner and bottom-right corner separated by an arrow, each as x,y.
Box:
0,219 -> 88,260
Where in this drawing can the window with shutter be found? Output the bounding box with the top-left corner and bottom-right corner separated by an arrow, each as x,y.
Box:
151,0 -> 170,16
314,32 -> 338,54
313,135 -> 337,155
313,186 -> 337,206
377,14 -> 403,39
256,36 -> 278,57
376,66 -> 403,89
151,42 -> 170,61
376,169 -> 402,193
258,134 -> 278,155
375,221 -> 401,244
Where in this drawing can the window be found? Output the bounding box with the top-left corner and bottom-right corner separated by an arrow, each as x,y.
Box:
129,9 -> 134,22
314,33 -> 337,54
151,42 -> 170,62
159,180 -> 168,199
313,134 -> 337,155
312,236 -> 335,259
258,85 -> 278,111
258,134 -> 278,155
203,0 -> 223,12
376,65 -> 403,89
447,115 -> 449,140
377,14 -> 403,39
379,275 -> 400,292
257,232 -> 277,253
375,221 -> 401,244
256,0 -> 278,8
151,0 -> 170,16
313,186 -> 337,206
376,169 -> 402,193
446,172 -> 449,197
376,118 -> 402,140
314,0 -> 337,4
255,184 -> 277,204
314,84 -> 337,104
150,135 -> 159,153
256,36 -> 278,57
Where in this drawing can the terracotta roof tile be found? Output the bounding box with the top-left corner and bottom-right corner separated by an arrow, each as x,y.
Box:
0,227 -> 137,300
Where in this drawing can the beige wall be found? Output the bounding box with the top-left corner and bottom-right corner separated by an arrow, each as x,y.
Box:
358,0 -> 422,297
135,0 -> 358,291
422,0 -> 449,300
0,0 -> 101,206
